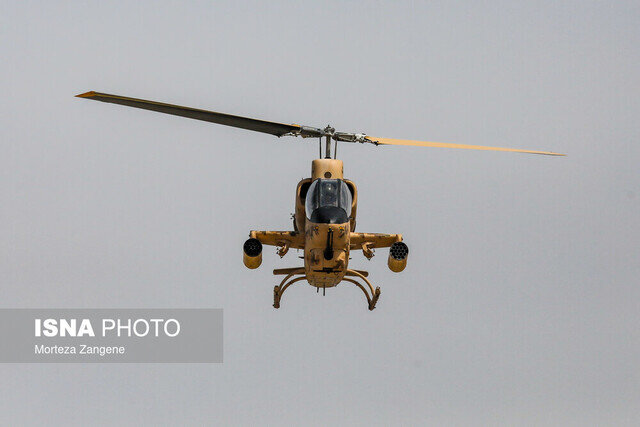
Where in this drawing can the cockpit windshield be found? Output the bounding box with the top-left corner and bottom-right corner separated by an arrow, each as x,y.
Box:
305,179 -> 352,224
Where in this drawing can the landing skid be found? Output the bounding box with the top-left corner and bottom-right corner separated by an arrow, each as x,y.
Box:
272,268 -> 381,310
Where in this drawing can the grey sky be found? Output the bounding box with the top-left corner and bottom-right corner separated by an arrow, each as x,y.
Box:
1,1 -> 639,425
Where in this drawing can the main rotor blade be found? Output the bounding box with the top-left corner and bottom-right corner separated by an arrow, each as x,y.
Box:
76,91 -> 302,137
368,137 -> 565,156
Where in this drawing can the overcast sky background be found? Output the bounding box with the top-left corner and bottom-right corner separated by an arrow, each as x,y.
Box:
1,1 -> 639,425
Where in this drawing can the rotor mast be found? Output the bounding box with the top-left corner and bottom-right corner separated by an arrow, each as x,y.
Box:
323,125 -> 335,159
325,135 -> 331,159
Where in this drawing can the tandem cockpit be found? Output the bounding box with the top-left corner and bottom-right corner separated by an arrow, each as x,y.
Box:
305,179 -> 352,224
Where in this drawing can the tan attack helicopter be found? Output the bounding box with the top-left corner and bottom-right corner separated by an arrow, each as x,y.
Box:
77,91 -> 564,310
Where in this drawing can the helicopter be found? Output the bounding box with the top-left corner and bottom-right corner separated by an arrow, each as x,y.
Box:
76,91 -> 564,310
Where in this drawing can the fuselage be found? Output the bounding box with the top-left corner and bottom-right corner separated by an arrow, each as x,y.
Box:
246,157 -> 404,309
295,159 -> 357,288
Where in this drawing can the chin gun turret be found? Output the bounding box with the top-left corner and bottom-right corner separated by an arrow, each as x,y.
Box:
243,238 -> 263,269
388,242 -> 409,272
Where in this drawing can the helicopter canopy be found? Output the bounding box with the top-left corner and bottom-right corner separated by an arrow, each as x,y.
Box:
305,179 -> 352,224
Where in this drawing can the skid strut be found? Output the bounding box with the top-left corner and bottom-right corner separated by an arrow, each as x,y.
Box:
273,268 -> 305,309
272,268 -> 381,310
343,269 -> 381,310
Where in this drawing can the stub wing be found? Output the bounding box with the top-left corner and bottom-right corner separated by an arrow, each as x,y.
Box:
250,230 -> 305,249
350,232 -> 403,250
